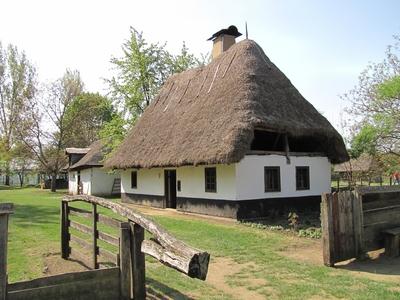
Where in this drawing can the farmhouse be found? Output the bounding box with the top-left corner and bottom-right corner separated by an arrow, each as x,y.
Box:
66,140 -> 120,196
105,26 -> 349,219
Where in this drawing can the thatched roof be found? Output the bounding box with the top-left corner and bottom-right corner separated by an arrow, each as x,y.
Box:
105,39 -> 349,169
70,140 -> 107,171
334,154 -> 379,173
65,147 -> 90,155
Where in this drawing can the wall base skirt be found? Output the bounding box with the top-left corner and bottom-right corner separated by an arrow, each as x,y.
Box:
121,193 -> 165,208
121,193 -> 321,219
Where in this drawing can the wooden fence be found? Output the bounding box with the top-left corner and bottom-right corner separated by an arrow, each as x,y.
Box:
0,195 -> 210,300
321,188 -> 400,266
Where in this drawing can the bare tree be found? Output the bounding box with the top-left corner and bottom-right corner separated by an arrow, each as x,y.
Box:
20,69 -> 83,191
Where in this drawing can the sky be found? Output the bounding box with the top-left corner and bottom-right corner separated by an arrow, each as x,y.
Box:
1,0 -> 399,133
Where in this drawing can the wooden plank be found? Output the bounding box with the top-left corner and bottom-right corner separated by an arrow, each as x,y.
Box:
61,201 -> 70,259
69,206 -> 92,219
98,214 -> 121,229
92,203 -> 98,269
332,192 -> 341,261
130,222 -> 146,299
0,203 -> 13,300
70,220 -> 92,236
70,235 -> 91,251
352,190 -> 365,258
321,193 -> 335,266
8,268 -> 120,300
119,222 -> 131,300
8,267 -> 119,291
98,230 -> 119,247
344,191 -> 355,259
384,234 -> 400,257
363,206 -> 400,227
382,227 -> 400,235
98,247 -> 117,264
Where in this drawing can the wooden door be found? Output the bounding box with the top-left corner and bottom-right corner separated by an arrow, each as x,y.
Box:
164,170 -> 177,208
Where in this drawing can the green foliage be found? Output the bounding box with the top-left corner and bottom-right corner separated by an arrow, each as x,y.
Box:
349,124 -> 378,158
99,113 -> 128,155
64,92 -> 114,147
344,36 -> 400,159
108,27 -> 204,122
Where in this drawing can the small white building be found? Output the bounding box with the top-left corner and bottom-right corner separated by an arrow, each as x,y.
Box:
66,140 -> 120,197
105,26 -> 349,219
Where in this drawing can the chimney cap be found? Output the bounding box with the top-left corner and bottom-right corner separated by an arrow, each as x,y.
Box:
207,25 -> 242,41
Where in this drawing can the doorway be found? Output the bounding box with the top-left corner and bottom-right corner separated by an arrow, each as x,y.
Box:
164,170 -> 177,208
77,171 -> 82,195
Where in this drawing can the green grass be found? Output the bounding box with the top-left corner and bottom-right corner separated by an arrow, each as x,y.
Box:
1,187 -> 400,299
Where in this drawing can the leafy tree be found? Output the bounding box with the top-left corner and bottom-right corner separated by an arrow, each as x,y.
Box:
99,113 -> 127,157
64,92 -> 114,147
0,42 -> 37,185
20,69 -> 83,191
344,35 -> 400,159
11,142 -> 34,187
108,27 -> 204,122
108,27 -> 171,120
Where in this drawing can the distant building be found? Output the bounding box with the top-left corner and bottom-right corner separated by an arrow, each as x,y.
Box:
66,140 -> 120,196
105,26 -> 349,219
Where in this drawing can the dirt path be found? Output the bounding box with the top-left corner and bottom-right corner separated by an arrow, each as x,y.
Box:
207,257 -> 271,300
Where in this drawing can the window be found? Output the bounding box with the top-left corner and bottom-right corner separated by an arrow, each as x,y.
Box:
264,167 -> 281,192
177,180 -> 181,192
131,171 -> 137,189
296,166 -> 310,190
205,167 -> 217,193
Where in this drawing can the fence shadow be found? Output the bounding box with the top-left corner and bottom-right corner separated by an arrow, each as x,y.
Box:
336,251 -> 400,276
146,278 -> 196,300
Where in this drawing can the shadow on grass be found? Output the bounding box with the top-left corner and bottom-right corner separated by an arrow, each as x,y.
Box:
336,252 -> 400,276
146,278 -> 195,300
11,204 -> 59,227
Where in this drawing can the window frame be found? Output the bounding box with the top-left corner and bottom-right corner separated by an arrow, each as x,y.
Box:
204,167 -> 217,193
131,170 -> 137,189
296,166 -> 310,191
264,166 -> 281,192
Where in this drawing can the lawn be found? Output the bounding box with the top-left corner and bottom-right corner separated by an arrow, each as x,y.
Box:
1,187 -> 400,299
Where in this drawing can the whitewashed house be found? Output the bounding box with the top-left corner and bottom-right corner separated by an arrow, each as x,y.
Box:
66,140 -> 120,196
105,26 -> 349,219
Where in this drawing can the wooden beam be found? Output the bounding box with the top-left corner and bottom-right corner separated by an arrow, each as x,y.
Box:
0,203 -> 13,300
70,220 -> 92,236
92,204 -> 98,269
69,206 -> 91,219
98,214 -> 121,229
97,231 -> 119,247
119,222 -> 130,300
62,196 -> 210,280
130,222 -> 145,300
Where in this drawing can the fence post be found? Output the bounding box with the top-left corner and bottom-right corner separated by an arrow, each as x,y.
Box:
0,203 -> 14,300
321,194 -> 335,266
92,203 -> 98,269
129,221 -> 145,299
352,190 -> 365,259
120,222 -> 131,300
61,201 -> 70,259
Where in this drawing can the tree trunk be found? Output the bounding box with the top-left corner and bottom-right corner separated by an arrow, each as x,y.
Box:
18,173 -> 24,187
4,158 -> 10,186
51,173 -> 57,192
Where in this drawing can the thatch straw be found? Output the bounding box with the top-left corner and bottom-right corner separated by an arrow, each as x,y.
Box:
105,39 -> 349,169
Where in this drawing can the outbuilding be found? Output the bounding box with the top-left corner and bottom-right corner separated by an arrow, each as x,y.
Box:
66,140 -> 120,196
105,26 -> 349,219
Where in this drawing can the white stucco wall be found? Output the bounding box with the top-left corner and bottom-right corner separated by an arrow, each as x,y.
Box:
235,155 -> 331,200
177,164 -> 236,200
121,168 -> 164,196
80,169 -> 92,195
69,168 -> 119,196
90,168 -> 120,196
68,171 -> 78,195
119,154 -> 330,201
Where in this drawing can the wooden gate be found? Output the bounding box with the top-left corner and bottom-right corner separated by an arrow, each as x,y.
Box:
321,188 -> 400,266
321,191 -> 364,266
0,195 -> 210,300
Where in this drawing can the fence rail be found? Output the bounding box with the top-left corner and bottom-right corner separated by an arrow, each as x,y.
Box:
0,195 -> 210,300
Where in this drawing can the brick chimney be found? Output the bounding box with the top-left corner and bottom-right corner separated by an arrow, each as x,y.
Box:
208,25 -> 242,60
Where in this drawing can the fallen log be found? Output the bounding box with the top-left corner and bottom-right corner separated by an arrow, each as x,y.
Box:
62,195 -> 210,280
